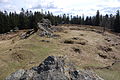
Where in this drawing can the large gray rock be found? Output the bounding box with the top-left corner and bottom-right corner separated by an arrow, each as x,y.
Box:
37,19 -> 54,37
5,69 -> 25,80
20,19 -> 54,39
5,56 -> 104,80
40,18 -> 52,28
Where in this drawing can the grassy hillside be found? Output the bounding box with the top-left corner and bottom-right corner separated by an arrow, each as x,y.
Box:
0,25 -> 120,80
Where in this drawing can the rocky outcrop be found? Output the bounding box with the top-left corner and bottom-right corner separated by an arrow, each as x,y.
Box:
20,18 -> 55,39
37,19 -> 54,37
5,56 -> 104,80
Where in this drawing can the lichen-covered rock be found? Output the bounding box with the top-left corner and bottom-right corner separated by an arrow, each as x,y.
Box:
40,18 -> 52,28
70,70 -> 103,80
5,69 -> 25,80
5,56 -> 104,80
37,18 -> 54,37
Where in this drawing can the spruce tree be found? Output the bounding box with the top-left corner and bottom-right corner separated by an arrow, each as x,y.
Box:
95,10 -> 100,26
114,10 -> 120,32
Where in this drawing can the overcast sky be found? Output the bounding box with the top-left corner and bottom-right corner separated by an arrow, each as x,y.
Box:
0,0 -> 120,16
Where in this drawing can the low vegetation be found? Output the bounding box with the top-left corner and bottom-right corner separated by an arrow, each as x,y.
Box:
0,25 -> 120,80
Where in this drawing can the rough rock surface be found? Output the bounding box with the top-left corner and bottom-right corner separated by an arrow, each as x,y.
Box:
37,19 -> 54,37
5,56 -> 104,80
20,18 -> 56,39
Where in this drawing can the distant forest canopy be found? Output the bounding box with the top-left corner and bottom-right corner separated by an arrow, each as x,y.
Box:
0,8 -> 120,33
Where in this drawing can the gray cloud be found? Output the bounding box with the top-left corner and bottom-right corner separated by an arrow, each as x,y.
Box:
89,9 -> 96,11
97,5 -> 107,7
54,10 -> 63,14
71,8 -> 83,12
31,4 -> 42,9
100,7 -> 120,14
47,2 -> 57,9
0,0 -> 10,3
31,2 -> 57,10
0,0 -> 16,12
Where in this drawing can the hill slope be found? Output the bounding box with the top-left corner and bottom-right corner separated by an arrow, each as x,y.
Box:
0,25 -> 120,80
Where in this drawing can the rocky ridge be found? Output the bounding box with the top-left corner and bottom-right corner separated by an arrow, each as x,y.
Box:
5,56 -> 104,80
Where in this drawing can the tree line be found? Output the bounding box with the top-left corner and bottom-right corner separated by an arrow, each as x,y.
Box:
0,8 -> 120,33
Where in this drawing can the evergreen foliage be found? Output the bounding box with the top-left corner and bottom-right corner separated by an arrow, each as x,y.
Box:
0,9 -> 120,33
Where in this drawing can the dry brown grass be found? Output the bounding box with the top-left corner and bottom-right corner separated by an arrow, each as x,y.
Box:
0,25 -> 120,79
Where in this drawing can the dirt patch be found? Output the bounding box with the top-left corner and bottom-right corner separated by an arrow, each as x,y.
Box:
20,44 -> 37,49
11,50 -> 34,62
69,27 -> 81,30
76,41 -> 87,45
51,26 -> 64,32
93,61 -> 120,70
63,38 -> 88,45
0,30 -> 27,41
105,37 -> 111,42
97,52 -> 118,60
98,45 -> 112,52
72,37 -> 80,40
63,31 -> 68,33
75,38 -> 88,45
41,40 -> 50,43
72,47 -> 81,54
97,53 -> 107,59
11,52 -> 24,61
110,61 -> 120,70
79,34 -> 84,36
63,39 -> 74,44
